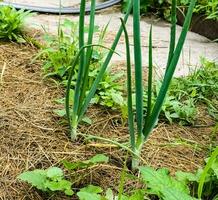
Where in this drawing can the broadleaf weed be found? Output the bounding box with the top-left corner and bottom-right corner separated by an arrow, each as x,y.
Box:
0,6 -> 32,42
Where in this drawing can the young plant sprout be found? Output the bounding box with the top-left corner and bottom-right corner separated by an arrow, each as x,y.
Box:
121,0 -> 196,168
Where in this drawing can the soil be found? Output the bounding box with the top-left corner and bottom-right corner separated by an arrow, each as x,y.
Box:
177,10 -> 218,41
0,42 -> 216,199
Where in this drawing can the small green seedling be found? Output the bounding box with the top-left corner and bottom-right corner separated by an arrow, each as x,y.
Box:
17,167 -> 74,196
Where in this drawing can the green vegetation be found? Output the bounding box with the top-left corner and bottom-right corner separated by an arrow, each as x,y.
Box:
18,146 -> 218,199
195,0 -> 218,20
0,6 -> 31,42
62,154 -> 109,170
151,58 -> 218,125
139,146 -> 218,200
18,167 -> 74,196
174,146 -> 218,200
122,0 -> 218,21
139,166 -> 195,200
122,0 -> 196,168
125,58 -> 218,126
64,0 -> 132,139
17,154 -> 144,199
39,19 -> 125,116
0,1 -> 217,200
38,12 -> 217,128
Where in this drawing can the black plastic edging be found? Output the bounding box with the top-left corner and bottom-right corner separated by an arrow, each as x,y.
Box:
0,0 -> 121,14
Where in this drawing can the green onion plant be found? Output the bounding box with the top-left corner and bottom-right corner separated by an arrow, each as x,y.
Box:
65,0 -> 133,139
121,0 -> 196,168
65,0 -> 196,169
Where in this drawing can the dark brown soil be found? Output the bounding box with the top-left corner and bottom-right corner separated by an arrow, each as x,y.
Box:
0,42 -> 216,199
177,10 -> 218,41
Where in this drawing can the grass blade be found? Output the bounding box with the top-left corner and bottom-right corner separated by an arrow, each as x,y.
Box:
99,19 -> 110,45
143,0 -> 196,139
120,18 -> 135,151
133,0 -> 143,135
118,164 -> 127,200
198,146 -> 218,199
78,0 -> 133,122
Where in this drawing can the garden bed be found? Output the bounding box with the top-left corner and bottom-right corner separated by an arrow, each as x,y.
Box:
177,10 -> 218,41
0,42 -> 215,199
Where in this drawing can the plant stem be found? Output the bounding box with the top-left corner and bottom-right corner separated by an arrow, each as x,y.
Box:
79,133 -> 145,163
70,115 -> 78,140
132,134 -> 144,169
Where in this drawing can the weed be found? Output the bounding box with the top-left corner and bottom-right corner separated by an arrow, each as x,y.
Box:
62,154 -> 109,170
147,58 -> 218,125
175,146 -> 218,199
18,155 -> 145,199
122,0 -> 218,21
195,0 -> 218,20
139,166 -> 195,200
0,6 -> 31,42
18,167 -> 74,196
18,147 -> 218,199
17,154 -> 109,197
39,19 -> 125,118
129,58 -> 218,126
166,58 -> 218,123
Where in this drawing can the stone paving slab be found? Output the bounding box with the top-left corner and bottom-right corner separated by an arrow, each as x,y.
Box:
15,2 -> 218,76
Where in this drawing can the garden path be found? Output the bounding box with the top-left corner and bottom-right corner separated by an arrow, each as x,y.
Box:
17,1 -> 218,76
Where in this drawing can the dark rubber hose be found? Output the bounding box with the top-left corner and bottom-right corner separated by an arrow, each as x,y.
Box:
0,0 -> 121,14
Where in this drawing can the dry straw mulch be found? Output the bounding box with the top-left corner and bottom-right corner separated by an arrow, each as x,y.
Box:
0,42 -> 215,199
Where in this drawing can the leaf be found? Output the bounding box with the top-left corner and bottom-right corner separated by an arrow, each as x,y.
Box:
65,189 -> 74,196
115,195 -> 129,200
111,93 -> 124,105
53,109 -> 66,117
45,179 -> 73,196
63,154 -> 109,170
82,116 -> 93,125
211,159 -> 218,178
198,147 -> 218,198
139,166 -> 193,199
105,188 -> 114,200
62,160 -> 88,170
205,156 -> 218,178
175,171 -> 199,183
81,185 -> 103,193
77,192 -> 101,200
46,167 -> 63,180
77,185 -> 102,200
17,169 -> 47,191
89,154 -> 109,163
129,189 -> 145,200
162,187 -> 196,200
18,167 -> 74,196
